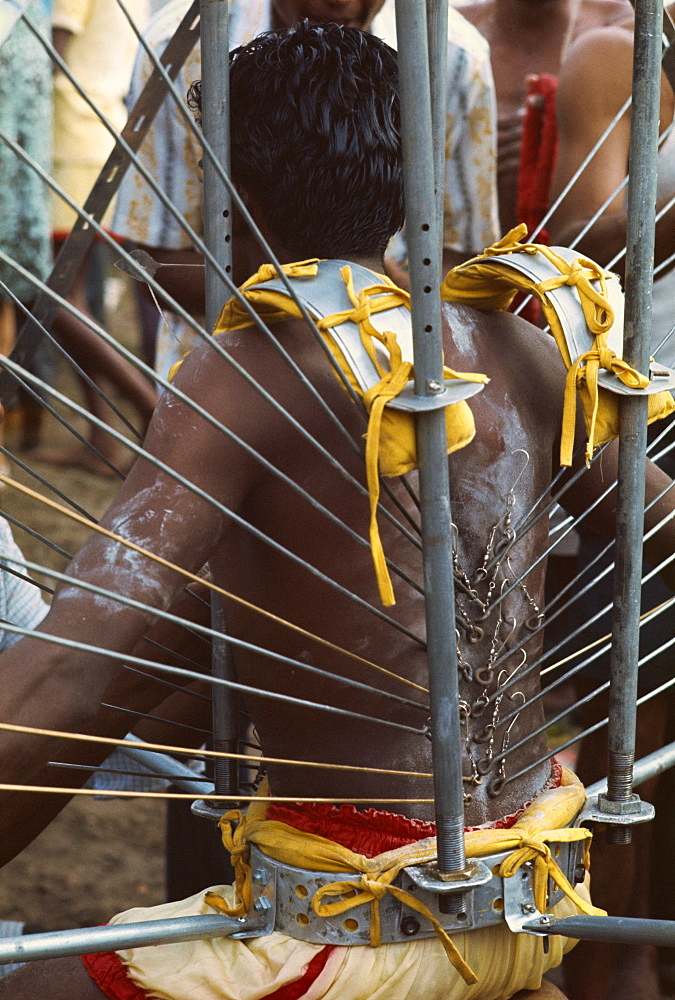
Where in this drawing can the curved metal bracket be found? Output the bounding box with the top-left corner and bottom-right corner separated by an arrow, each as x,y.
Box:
597,362 -> 675,395
386,379 -> 485,412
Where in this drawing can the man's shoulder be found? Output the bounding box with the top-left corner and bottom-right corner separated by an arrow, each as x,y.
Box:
560,22 -> 634,99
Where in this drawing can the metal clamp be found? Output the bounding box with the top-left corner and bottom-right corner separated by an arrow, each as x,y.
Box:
574,792 -> 655,829
405,858 -> 492,893
385,379 -> 485,412
597,361 -> 675,395
243,840 -> 582,946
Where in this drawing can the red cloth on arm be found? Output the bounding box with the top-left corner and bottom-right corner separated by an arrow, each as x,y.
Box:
512,72 -> 560,324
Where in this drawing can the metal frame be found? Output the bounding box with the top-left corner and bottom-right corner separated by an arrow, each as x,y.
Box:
0,0 -> 673,964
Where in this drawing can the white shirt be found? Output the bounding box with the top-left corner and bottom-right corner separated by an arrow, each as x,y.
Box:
0,518 -> 48,650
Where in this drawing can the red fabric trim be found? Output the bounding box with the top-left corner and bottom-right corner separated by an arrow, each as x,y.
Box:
266,802 -> 437,858
267,762 -> 563,853
81,941 -> 335,1000
264,946 -> 335,1000
82,950 -> 151,1000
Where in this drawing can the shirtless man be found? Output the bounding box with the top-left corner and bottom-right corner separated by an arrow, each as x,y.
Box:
460,0 -> 630,231
0,20 -> 674,1000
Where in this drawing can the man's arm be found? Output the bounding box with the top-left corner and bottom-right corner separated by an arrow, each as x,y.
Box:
0,334 -> 267,785
550,27 -> 675,276
0,579 -> 213,865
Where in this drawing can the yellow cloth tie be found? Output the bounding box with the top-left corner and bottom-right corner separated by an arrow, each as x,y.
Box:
312,871 -> 478,983
440,224 -> 674,465
317,265 -> 486,605
205,769 -> 603,987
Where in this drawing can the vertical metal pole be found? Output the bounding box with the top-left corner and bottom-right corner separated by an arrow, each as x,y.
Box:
211,595 -> 240,797
201,2 -> 238,798
200,0 -> 231,333
426,0 -> 448,267
601,0 -> 661,842
395,0 -> 466,876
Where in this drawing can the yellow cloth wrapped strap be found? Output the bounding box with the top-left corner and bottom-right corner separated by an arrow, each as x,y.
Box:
319,266 -> 486,606
441,224 -> 675,466
213,259 -> 325,335
167,260 -> 324,382
205,768 -> 602,987
212,260 -> 487,607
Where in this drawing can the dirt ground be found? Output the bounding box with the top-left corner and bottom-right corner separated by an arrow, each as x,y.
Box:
0,274 -> 169,929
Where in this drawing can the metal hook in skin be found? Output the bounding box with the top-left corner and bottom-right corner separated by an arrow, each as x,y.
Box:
471,694 -> 490,718
475,664 -> 495,685
525,611 -> 545,631
473,723 -> 496,745
502,448 -> 531,500
487,775 -> 506,798
476,755 -> 494,776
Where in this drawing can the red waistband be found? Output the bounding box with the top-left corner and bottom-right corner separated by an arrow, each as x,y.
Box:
267,761 -> 562,858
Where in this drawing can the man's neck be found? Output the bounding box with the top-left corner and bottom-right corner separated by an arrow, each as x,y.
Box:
490,0 -> 581,34
233,224 -> 387,285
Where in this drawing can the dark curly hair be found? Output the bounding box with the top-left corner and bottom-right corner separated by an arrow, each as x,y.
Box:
188,20 -> 404,260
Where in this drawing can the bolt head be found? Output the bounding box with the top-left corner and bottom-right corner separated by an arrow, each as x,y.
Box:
426,379 -> 442,393
400,916 -> 421,936
252,869 -> 267,885
254,896 -> 271,913
521,902 -> 536,914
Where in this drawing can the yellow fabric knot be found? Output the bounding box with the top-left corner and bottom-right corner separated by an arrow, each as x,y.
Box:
537,256 -> 613,335
561,339 -> 650,467
204,807 -> 252,918
318,265 -> 486,606
496,828 -> 595,916
312,872 -> 479,984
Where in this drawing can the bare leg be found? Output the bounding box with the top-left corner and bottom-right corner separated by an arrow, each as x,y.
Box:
0,957 -> 108,1000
